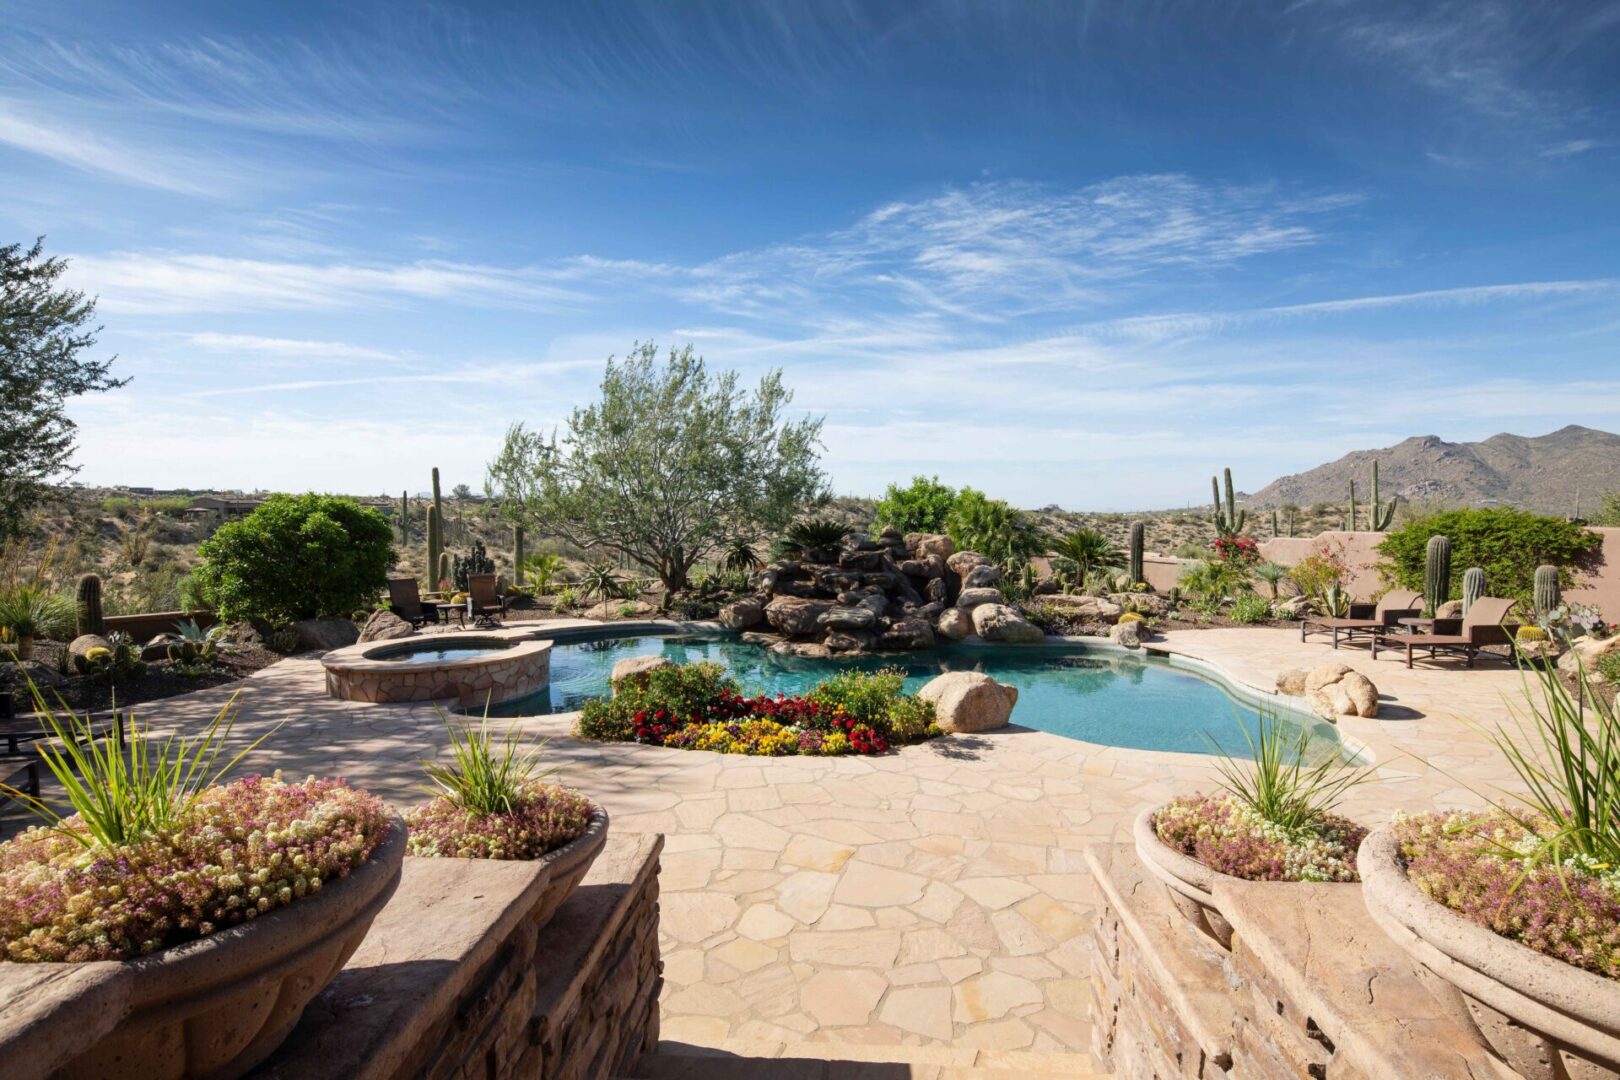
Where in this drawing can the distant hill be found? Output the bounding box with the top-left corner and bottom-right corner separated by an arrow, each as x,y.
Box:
1248,425 -> 1620,516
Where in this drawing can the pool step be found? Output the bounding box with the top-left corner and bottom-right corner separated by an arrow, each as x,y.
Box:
622,1039 -> 1107,1078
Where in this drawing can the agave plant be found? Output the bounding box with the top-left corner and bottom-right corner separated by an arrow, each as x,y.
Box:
781,518 -> 851,556
721,539 -> 764,574
579,563 -> 627,602
167,618 -> 230,666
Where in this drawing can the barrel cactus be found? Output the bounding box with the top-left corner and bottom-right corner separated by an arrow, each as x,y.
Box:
1533,564 -> 1560,615
75,572 -> 104,638
1128,521 -> 1144,585
1461,567 -> 1486,615
1423,535 -> 1451,616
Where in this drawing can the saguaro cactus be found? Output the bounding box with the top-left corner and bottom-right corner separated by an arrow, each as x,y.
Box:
1128,521 -> 1144,585
427,467 -> 444,584
1534,564 -> 1560,615
1211,467 -> 1246,537
514,526 -> 526,578
1424,534 -> 1452,616
1368,461 -> 1396,531
1462,567 -> 1486,614
75,573 -> 104,638
437,551 -> 453,588
399,490 -> 410,542
1348,479 -> 1357,532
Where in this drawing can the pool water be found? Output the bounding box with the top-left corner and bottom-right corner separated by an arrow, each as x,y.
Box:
478,633 -> 1341,759
372,641 -> 513,663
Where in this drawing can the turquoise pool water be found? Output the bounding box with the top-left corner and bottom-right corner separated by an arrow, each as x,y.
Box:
371,640 -> 513,662
477,633 -> 1340,759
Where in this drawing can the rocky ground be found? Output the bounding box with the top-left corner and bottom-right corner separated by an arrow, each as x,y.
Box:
2,635 -> 284,715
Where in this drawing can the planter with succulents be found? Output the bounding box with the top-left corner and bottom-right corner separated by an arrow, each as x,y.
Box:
404,716 -> 607,931
1134,715 -> 1369,949
0,696 -> 402,1080
1359,663 -> 1620,1077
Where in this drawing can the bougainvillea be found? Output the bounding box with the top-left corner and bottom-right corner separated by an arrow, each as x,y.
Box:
1211,534 -> 1261,566
1394,810 -> 1620,980
1152,793 -> 1365,882
405,779 -> 593,861
0,774 -> 390,962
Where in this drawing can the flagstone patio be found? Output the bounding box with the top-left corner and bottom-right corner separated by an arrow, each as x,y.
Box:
3,623 -> 1534,1065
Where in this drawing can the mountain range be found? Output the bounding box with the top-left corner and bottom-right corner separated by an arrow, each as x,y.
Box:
1247,425 -> 1620,516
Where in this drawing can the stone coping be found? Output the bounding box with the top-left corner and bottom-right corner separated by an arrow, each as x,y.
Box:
320,625 -> 550,675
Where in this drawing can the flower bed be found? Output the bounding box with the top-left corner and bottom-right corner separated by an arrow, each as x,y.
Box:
1152,793 -> 1366,883
576,662 -> 941,756
405,779 -> 594,860
1393,809 -> 1620,979
0,773 -> 390,962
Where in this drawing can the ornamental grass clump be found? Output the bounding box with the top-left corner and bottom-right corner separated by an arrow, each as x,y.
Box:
1152,713 -> 1372,882
405,714 -> 593,861
1390,658 -> 1620,976
0,686 -> 389,962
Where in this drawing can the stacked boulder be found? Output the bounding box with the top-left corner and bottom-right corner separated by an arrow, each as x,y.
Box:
718,528 -> 1044,655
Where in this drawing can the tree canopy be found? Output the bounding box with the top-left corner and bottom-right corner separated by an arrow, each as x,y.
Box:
0,238 -> 125,539
487,343 -> 827,591
873,476 -> 957,535
1376,507 -> 1603,602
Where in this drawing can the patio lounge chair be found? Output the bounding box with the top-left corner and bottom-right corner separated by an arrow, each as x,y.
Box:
1299,589 -> 1423,648
388,576 -> 437,626
467,573 -> 509,628
1373,596 -> 1521,669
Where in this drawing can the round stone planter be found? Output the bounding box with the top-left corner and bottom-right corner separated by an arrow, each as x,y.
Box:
1359,827 -> 1620,1079
1133,805 -> 1241,948
528,804 -> 611,931
46,812 -> 406,1080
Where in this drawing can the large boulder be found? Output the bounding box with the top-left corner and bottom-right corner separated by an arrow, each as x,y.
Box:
877,618 -> 936,651
719,597 -> 764,630
820,606 -> 878,631
1559,633 -> 1620,684
772,640 -> 832,659
1046,595 -> 1124,622
956,587 -> 1005,610
611,654 -> 675,693
961,564 -> 1003,590
1303,662 -> 1380,720
907,533 -> 954,560
936,607 -> 974,641
824,630 -> 874,654
1110,620 -> 1143,648
291,618 -> 360,653
918,671 -> 1018,733
1275,668 -> 1309,696
946,551 -> 992,577
68,634 -> 110,668
972,604 -> 1044,644
898,554 -> 946,579
838,549 -> 887,572
1435,600 -> 1464,619
358,610 -> 414,643
1108,593 -> 1168,617
765,597 -> 835,636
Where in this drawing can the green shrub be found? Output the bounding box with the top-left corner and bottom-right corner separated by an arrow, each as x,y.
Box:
99,496 -> 133,516
1376,509 -> 1601,603
807,667 -> 935,740
194,493 -> 395,624
576,662 -> 738,742
873,476 -> 957,534
1229,594 -> 1273,624
1597,650 -> 1620,686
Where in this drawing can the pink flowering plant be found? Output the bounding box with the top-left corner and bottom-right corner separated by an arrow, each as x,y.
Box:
1391,659 -> 1620,976
1153,713 -> 1372,882
0,684 -> 390,962
405,714 -> 594,861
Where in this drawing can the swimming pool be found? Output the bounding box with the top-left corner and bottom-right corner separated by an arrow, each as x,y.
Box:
369,640 -> 514,663
477,632 -> 1342,759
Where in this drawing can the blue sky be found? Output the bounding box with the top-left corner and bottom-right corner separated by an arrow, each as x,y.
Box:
3,1 -> 1617,509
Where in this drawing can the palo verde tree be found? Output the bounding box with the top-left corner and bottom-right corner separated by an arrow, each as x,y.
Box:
488,343 -> 827,592
0,238 -> 126,540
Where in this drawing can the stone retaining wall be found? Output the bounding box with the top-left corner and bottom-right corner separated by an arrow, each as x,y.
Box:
321,632 -> 551,704
252,832 -> 663,1080
1086,843 -> 1517,1079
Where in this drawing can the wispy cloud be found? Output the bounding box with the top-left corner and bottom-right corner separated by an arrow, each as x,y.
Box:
186,333 -> 408,364
1541,138 -> 1601,159
0,98 -> 218,195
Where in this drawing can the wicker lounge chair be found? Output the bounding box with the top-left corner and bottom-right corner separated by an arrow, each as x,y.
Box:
1299,589 -> 1423,648
1373,596 -> 1521,668
387,576 -> 437,626
467,574 -> 509,628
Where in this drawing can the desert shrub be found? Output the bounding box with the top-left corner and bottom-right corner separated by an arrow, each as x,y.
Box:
808,667 -> 934,740
0,584 -> 74,641
873,476 -> 957,535
194,493 -> 394,624
1229,594 -> 1273,624
1377,509 -> 1601,603
576,662 -> 738,742
1598,651 -> 1620,685
1285,543 -> 1350,607
99,496 -> 133,516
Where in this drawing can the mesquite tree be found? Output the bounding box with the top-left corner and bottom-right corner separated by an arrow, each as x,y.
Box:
488,343 -> 826,592
0,238 -> 126,539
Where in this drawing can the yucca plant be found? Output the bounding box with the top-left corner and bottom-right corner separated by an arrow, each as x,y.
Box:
579,563 -> 626,602
1208,713 -> 1374,834
0,584 -> 75,658
1252,561 -> 1288,600
420,713 -> 550,815
1,682 -> 271,850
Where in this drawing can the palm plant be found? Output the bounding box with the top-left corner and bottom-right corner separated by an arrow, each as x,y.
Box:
783,518 -> 852,552
1252,561 -> 1288,599
721,539 -> 764,574
1051,529 -> 1122,586
1208,713 -> 1374,834
521,553 -> 567,595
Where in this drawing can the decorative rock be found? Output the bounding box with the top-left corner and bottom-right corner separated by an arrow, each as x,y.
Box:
1304,662 -> 1354,693
1108,593 -> 1168,617
1435,599 -> 1464,619
765,596 -> 835,636
936,607 -> 974,641
946,551 -> 991,577
1302,662 -> 1379,720
820,606 -> 878,631
610,655 -> 676,691
1559,633 -> 1620,684
772,640 -> 832,659
956,587 -> 1005,609
877,618 -> 935,651
972,604 -> 1044,644
908,533 -> 954,559
1047,595 -> 1124,621
718,597 -> 764,630
1275,668 -> 1309,695
838,549 -> 886,572
68,634 -> 110,667
1110,620 -> 1143,648
739,631 -> 779,647
824,630 -> 873,654
918,671 -> 1019,733
962,564 -> 1003,590
358,610 -> 414,643
1274,596 -> 1311,618
899,554 -> 946,579
292,618 -> 360,652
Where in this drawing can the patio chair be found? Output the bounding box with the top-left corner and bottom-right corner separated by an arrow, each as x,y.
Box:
467,574 -> 509,628
1,701 -> 124,810
387,576 -> 437,626
1299,589 -> 1423,648
1373,596 -> 1521,669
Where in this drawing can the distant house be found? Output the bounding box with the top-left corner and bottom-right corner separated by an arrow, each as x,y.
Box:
184,496 -> 264,531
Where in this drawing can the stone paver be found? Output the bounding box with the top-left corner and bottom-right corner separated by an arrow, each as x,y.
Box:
3,622 -> 1538,1059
